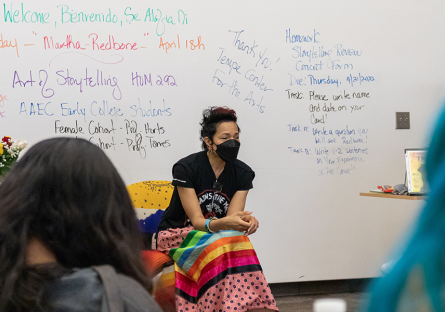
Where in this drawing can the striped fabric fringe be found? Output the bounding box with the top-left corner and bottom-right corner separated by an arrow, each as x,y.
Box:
168,230 -> 262,303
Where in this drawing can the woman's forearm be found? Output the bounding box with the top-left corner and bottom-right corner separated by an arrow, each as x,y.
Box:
207,212 -> 251,233
207,218 -> 226,232
193,217 -> 227,232
192,217 -> 207,232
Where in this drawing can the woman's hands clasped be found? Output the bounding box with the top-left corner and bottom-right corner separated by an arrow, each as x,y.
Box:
225,211 -> 259,236
241,213 -> 259,236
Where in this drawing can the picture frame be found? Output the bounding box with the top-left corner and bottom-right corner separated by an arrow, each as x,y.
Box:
405,149 -> 428,195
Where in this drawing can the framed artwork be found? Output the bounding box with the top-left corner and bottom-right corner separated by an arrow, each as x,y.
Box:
405,149 -> 428,194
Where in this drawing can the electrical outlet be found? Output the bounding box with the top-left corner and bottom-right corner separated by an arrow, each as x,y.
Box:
396,112 -> 410,129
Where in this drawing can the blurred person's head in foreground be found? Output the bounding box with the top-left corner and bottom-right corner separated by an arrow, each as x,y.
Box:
0,137 -> 150,311
365,106 -> 445,311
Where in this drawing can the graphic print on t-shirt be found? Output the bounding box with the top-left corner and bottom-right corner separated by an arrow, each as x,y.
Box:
197,190 -> 230,219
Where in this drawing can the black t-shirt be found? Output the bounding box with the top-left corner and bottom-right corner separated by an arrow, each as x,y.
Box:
157,151 -> 255,231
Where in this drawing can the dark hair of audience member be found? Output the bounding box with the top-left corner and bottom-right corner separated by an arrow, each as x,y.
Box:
0,138 -> 151,312
200,106 -> 240,150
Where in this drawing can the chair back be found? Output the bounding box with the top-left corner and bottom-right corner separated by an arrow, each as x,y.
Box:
127,180 -> 174,249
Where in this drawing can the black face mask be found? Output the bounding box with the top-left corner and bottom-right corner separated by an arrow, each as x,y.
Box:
214,139 -> 240,162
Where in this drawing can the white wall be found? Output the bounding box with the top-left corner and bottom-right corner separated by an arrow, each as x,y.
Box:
2,0 -> 444,283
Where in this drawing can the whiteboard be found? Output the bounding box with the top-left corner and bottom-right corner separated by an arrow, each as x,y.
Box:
2,0 -> 444,283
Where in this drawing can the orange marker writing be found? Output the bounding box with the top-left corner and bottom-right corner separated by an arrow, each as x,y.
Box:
0,95 -> 8,107
0,33 -> 19,57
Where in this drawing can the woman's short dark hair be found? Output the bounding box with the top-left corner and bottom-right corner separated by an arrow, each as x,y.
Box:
0,138 -> 150,311
200,106 -> 240,150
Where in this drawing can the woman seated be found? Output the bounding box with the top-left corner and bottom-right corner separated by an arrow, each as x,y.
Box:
156,107 -> 278,311
0,138 -> 162,312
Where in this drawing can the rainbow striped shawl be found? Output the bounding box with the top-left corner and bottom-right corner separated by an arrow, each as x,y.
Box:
168,230 -> 263,303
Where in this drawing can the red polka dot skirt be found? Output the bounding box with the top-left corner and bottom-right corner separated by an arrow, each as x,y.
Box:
157,227 -> 278,312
